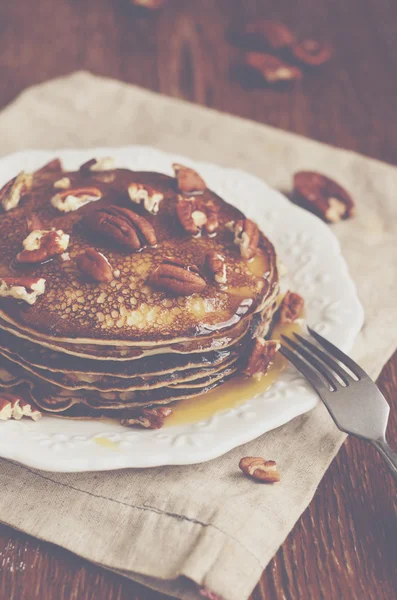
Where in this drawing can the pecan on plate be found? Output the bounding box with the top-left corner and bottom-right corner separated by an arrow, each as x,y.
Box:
205,251 -> 227,284
173,163 -> 207,195
128,183 -> 164,215
292,40 -> 334,66
149,258 -> 206,296
239,457 -> 280,483
227,219 -> 259,260
121,407 -> 172,429
278,290 -> 304,324
17,229 -> 70,264
293,171 -> 355,223
34,158 -> 63,176
0,277 -> 46,305
130,0 -> 167,8
243,338 -> 280,378
177,196 -> 219,236
0,172 -> 33,212
85,205 -> 157,250
51,187 -> 102,213
0,392 -> 42,421
245,53 -> 302,83
242,19 -> 296,50
76,248 -> 113,283
79,157 -> 115,175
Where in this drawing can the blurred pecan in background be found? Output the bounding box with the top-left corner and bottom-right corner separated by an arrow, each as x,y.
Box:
242,20 -> 296,50
130,0 -> 167,10
293,171 -> 355,223
245,53 -> 302,83
292,40 -> 334,66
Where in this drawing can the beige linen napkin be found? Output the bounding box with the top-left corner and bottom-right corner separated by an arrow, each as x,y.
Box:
0,72 -> 396,600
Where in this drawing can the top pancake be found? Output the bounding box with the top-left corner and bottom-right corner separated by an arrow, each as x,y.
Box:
0,161 -> 278,345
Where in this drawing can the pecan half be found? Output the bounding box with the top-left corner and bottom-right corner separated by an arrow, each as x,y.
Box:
292,40 -> 334,66
80,157 -> 115,174
121,407 -> 172,429
176,196 -> 219,236
0,392 -> 42,421
278,291 -> 304,324
17,229 -> 70,264
35,158 -> 63,175
242,20 -> 296,50
0,171 -> 33,212
150,258 -> 206,296
51,187 -> 102,213
173,163 -> 206,195
53,177 -> 71,190
130,0 -> 167,10
128,183 -> 164,215
85,205 -> 157,250
293,171 -> 355,223
243,338 -> 280,378
227,219 -> 259,260
206,251 -> 227,284
76,248 -> 113,283
0,277 -> 46,305
239,457 -> 280,483
245,53 -> 302,83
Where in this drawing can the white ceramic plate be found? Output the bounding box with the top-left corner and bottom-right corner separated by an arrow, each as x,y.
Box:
0,147 -> 364,472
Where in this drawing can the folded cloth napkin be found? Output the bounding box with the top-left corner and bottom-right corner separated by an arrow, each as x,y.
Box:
0,72 -> 396,600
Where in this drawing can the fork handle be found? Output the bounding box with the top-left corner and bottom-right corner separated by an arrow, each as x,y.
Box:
372,438 -> 397,484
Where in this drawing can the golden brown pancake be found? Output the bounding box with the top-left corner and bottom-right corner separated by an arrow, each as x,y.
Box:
0,157 -> 280,423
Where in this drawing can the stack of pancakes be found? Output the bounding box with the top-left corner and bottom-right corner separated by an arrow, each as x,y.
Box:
0,157 -> 280,425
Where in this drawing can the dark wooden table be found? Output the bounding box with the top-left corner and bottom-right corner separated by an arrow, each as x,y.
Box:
0,1 -> 396,599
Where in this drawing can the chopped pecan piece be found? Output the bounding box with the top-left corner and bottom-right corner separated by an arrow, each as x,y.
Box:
242,20 -> 296,50
177,196 -> 219,236
243,338 -> 280,378
128,183 -> 164,215
293,171 -> 355,223
34,158 -> 63,176
17,229 -> 70,264
51,187 -> 102,213
150,258 -> 206,296
245,53 -> 302,83
292,40 -> 334,66
0,172 -> 33,212
76,248 -> 113,283
227,219 -> 259,260
239,457 -> 280,483
279,291 -> 304,324
53,177 -> 71,190
173,163 -> 206,195
121,407 -> 172,429
0,392 -> 42,421
85,205 -> 157,250
80,157 -> 115,174
206,251 -> 227,284
0,277 -> 46,305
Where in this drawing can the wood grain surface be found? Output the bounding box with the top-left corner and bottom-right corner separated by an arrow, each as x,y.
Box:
0,1 -> 396,599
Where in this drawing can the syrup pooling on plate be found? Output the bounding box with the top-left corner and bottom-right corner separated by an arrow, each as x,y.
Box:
166,318 -> 302,427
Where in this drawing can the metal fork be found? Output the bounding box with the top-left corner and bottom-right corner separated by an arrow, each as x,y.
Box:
280,326 -> 397,483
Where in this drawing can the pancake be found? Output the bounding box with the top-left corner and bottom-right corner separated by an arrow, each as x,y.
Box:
0,168 -> 278,344
0,157 -> 282,424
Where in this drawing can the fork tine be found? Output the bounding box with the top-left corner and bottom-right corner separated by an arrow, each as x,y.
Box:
282,335 -> 340,390
279,345 -> 329,395
307,326 -> 368,381
293,332 -> 352,385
